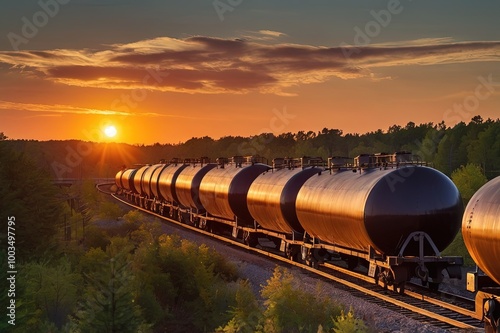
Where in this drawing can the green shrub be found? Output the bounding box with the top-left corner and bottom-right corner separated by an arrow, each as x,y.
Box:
332,307 -> 368,333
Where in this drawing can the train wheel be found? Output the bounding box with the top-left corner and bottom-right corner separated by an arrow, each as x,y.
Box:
379,269 -> 393,291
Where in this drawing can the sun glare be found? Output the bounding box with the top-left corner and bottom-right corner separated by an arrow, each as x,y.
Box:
104,125 -> 117,138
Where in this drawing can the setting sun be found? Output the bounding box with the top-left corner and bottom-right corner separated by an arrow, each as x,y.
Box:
104,125 -> 117,138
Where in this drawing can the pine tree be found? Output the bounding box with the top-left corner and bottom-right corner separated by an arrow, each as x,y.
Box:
72,246 -> 145,332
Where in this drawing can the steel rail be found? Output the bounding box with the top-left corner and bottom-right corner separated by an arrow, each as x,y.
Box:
404,289 -> 477,318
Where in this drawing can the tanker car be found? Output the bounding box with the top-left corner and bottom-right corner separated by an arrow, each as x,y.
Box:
462,176 -> 500,332
115,152 -> 464,293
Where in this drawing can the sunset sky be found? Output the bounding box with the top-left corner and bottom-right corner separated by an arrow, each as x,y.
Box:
1,1 -> 499,144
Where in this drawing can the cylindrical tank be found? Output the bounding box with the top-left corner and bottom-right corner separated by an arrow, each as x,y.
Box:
158,163 -> 189,203
120,168 -> 138,193
175,163 -> 217,210
140,164 -> 164,198
247,167 -> 322,234
296,166 -> 463,256
115,169 -> 124,188
462,176 -> 500,285
133,165 -> 150,195
199,163 -> 271,226
150,164 -> 169,200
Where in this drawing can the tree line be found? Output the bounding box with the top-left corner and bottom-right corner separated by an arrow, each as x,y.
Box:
2,115 -> 499,180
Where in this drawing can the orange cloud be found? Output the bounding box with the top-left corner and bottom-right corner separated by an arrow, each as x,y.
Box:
0,100 -> 161,117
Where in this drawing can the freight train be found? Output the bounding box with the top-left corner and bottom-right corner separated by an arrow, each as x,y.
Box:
114,152 -> 465,293
462,176 -> 500,332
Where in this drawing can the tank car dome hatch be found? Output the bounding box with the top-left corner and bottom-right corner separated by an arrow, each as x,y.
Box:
296,166 -> 463,256
462,176 -> 500,286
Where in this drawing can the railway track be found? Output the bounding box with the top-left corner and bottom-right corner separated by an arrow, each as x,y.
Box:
318,263 -> 481,331
101,184 -> 484,331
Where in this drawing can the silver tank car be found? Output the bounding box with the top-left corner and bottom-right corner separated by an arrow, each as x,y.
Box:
295,166 -> 463,256
199,157 -> 270,227
462,176 -> 500,285
247,159 -> 323,234
119,168 -> 138,193
115,169 -> 125,189
133,165 -> 151,196
140,164 -> 164,198
150,164 -> 169,200
175,162 -> 217,211
158,161 -> 189,203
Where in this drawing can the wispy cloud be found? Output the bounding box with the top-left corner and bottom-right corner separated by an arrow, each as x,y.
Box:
259,30 -> 287,37
0,36 -> 499,95
0,100 -> 163,117
370,37 -> 456,47
0,100 -> 220,120
241,30 -> 289,42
